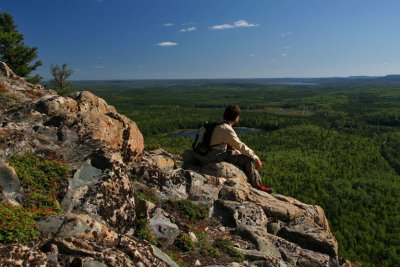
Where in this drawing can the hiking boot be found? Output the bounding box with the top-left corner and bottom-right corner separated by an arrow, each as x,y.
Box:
259,185 -> 274,194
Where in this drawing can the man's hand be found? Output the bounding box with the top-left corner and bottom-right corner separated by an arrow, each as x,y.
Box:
255,159 -> 263,170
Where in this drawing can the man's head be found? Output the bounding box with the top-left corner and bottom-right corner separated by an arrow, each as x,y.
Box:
223,105 -> 241,124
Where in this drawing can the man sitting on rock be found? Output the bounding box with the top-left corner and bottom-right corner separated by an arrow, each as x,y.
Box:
187,105 -> 273,193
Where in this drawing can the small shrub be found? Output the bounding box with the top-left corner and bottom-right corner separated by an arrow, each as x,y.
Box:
135,187 -> 158,203
195,231 -> 220,257
134,218 -> 158,246
167,252 -> 190,267
0,204 -> 40,243
177,200 -> 209,220
214,238 -> 244,262
174,233 -> 195,252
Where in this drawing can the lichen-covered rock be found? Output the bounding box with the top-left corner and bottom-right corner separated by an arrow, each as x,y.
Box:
55,213 -> 119,245
188,171 -> 222,206
214,200 -> 268,228
149,208 -> 180,246
0,244 -> 48,267
136,165 -> 189,201
201,162 -> 247,181
37,215 -> 64,238
236,227 -> 333,267
1,64 -> 144,165
217,170 -> 339,259
141,149 -> 175,172
61,160 -> 103,213
73,164 -> 136,233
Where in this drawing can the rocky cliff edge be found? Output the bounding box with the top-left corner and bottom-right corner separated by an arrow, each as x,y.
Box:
0,62 -> 350,267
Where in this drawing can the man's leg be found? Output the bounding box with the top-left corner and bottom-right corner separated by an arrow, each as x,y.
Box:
223,154 -> 262,188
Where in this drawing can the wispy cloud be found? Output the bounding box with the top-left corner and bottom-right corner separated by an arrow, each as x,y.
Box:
180,26 -> 197,32
156,41 -> 178,47
250,54 -> 255,57
210,24 -> 234,30
233,20 -> 259,28
163,23 -> 174,27
210,19 -> 259,30
281,53 -> 287,57
93,65 -> 106,69
280,32 -> 293,37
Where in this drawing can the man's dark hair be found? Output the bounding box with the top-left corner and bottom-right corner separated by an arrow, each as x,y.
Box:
223,105 -> 241,121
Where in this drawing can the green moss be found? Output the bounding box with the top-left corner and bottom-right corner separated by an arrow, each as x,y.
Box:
0,205 -> 40,243
214,238 -> 244,262
174,233 -> 195,252
134,218 -> 158,246
8,153 -> 68,214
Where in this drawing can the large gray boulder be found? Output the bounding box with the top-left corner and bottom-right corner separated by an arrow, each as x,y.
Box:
149,208 -> 180,246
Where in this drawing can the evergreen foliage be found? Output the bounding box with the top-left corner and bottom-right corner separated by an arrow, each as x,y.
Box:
0,12 -> 42,83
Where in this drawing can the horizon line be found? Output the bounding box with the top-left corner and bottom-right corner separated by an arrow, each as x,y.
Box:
63,74 -> 400,83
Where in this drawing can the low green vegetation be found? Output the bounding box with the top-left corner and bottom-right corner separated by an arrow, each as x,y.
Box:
163,199 -> 209,221
195,231 -> 220,257
135,186 -> 158,204
74,80 -> 400,266
167,252 -> 190,267
0,205 -> 40,243
176,200 -> 209,221
0,153 -> 69,244
134,218 -> 158,246
174,233 -> 195,252
8,153 -> 68,214
214,238 -> 244,262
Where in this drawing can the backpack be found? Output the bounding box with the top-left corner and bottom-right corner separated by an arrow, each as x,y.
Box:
192,121 -> 227,155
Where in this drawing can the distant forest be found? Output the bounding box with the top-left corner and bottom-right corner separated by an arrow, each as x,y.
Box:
73,80 -> 400,267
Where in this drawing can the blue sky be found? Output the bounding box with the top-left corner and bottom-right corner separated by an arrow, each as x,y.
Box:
1,0 -> 400,80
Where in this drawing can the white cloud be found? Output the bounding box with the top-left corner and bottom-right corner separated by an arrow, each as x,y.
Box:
280,32 -> 293,37
233,20 -> 259,28
281,53 -> 287,57
250,54 -> 255,57
210,19 -> 259,30
163,23 -> 174,27
210,24 -> 234,30
93,65 -> 106,69
156,41 -> 178,47
180,26 -> 197,32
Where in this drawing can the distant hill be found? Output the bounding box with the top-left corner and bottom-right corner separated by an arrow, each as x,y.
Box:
70,74 -> 400,88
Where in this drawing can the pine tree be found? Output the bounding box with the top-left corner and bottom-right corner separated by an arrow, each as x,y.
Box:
0,12 -> 42,83
50,63 -> 73,95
